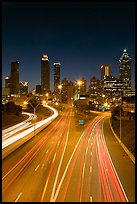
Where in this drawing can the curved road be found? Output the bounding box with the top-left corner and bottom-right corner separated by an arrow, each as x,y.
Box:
2,107 -> 135,202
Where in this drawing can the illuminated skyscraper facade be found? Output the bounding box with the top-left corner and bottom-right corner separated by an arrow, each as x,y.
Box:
10,61 -> 19,95
41,54 -> 50,94
5,76 -> 11,89
100,64 -> 111,80
119,49 -> 131,94
19,81 -> 28,94
54,63 -> 61,96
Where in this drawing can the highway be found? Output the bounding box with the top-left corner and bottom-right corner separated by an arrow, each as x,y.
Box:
2,106 -> 135,202
2,105 -> 58,150
2,112 -> 37,145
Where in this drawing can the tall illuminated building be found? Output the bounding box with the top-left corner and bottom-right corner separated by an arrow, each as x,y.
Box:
41,54 -> 50,94
100,64 -> 111,80
119,49 -> 131,93
19,81 -> 28,94
5,76 -> 11,89
54,62 -> 61,96
10,61 -> 19,95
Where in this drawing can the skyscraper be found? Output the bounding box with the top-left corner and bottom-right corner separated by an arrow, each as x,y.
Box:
10,61 -> 19,95
5,76 -> 11,89
100,64 -> 111,80
54,62 -> 61,96
119,49 -> 131,92
41,54 -> 50,94
19,81 -> 28,94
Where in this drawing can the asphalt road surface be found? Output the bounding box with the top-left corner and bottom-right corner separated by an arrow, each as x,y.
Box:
2,106 -> 135,202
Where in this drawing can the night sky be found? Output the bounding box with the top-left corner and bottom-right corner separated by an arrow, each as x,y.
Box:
2,2 -> 135,92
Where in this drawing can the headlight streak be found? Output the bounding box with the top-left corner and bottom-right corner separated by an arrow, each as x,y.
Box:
41,109 -> 72,202
2,112 -> 37,134
2,110 -> 130,202
50,116 -> 103,202
2,112 -> 37,142
2,106 -> 58,149
2,108 -> 67,182
95,119 -> 128,202
2,108 -> 70,198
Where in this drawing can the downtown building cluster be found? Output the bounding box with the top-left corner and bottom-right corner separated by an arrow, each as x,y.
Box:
2,50 -> 135,106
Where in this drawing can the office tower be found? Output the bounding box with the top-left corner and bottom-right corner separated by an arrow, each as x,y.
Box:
19,81 -> 28,94
54,62 -> 61,97
75,77 -> 87,95
103,75 -> 124,99
36,85 -> 42,94
100,64 -> 111,80
67,81 -> 74,104
89,76 -> 101,98
41,54 -> 50,94
5,76 -> 11,88
80,77 -> 87,94
10,61 -> 19,95
61,78 -> 69,103
119,49 -> 131,93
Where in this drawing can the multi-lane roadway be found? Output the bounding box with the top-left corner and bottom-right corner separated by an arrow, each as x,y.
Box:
2,106 -> 135,202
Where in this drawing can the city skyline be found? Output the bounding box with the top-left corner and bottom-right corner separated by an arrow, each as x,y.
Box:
2,2 -> 135,91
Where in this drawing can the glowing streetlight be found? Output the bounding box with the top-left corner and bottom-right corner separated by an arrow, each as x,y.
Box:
45,93 -> 49,103
77,80 -> 82,99
58,85 -> 62,90
102,94 -> 105,98
23,101 -> 28,106
29,101 -> 40,137
58,85 -> 62,102
77,80 -> 82,86
42,100 -> 46,105
104,102 -> 108,107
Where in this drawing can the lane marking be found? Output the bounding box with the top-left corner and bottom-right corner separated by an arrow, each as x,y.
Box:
50,131 -> 85,202
57,140 -> 60,146
86,146 -> 88,155
90,196 -> 92,202
15,192 -> 22,202
82,162 -> 86,177
50,129 -> 70,202
51,116 -> 102,202
35,164 -> 40,171
90,166 -> 92,173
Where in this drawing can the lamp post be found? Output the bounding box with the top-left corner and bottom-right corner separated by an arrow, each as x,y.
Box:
58,85 -> 62,102
45,93 -> 49,103
24,100 -> 40,136
29,102 -> 40,137
119,103 -> 122,141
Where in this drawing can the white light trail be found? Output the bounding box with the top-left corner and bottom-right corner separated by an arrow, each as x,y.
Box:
2,112 -> 37,136
2,105 -> 58,149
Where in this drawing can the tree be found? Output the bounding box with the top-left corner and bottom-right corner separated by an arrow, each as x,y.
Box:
5,102 -> 16,114
111,106 -> 124,116
15,105 -> 22,116
27,97 -> 41,112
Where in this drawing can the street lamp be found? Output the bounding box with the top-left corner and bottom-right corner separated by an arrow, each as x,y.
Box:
119,104 -> 122,141
77,80 -> 82,99
45,93 -> 49,102
58,85 -> 62,102
118,98 -> 122,142
42,100 -> 47,105
29,102 -> 40,137
23,101 -> 28,107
